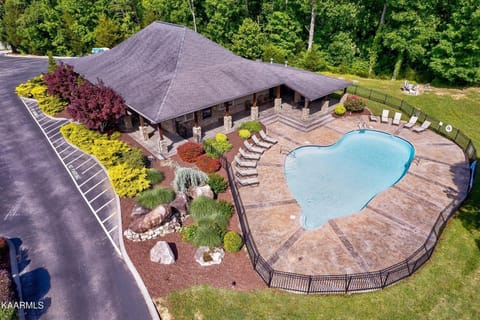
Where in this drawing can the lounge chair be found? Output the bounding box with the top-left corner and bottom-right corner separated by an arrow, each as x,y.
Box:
392,112 -> 402,125
239,147 -> 261,160
381,109 -> 390,123
403,115 -> 418,129
244,140 -> 264,154
413,120 -> 431,133
234,155 -> 257,168
233,165 -> 258,177
235,176 -> 260,187
252,134 -> 272,149
259,130 -> 277,144
369,114 -> 379,122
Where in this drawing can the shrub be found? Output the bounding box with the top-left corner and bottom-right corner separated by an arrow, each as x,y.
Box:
207,173 -> 228,195
196,154 -> 221,173
108,163 -> 150,197
189,196 -> 219,221
177,141 -> 204,163
215,133 -> 228,142
30,84 -> 48,99
344,95 -> 366,112
0,269 -> 16,306
15,75 -> 44,98
172,167 -> 208,193
203,138 -> 232,159
238,121 -> 262,133
37,95 -> 68,116
146,168 -> 164,186
0,237 -> 7,256
238,129 -> 251,139
137,187 -> 175,209
120,148 -> 146,169
223,231 -> 243,252
89,139 -> 130,167
180,224 -> 198,243
217,200 -> 234,220
192,224 -> 224,247
43,63 -> 80,102
334,105 -> 346,116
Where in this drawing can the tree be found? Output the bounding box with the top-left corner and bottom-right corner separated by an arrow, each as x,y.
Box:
3,0 -> 28,53
230,18 -> 265,59
326,32 -> 357,67
43,64 -> 80,102
264,11 -> 302,58
67,81 -> 127,132
204,0 -> 246,47
94,14 -> 122,48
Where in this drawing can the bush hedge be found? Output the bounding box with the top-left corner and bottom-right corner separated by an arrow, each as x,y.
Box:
203,138 -> 232,159
207,173 -> 228,195
108,163 -> 150,198
238,121 -> 262,133
223,231 -> 243,252
196,154 -> 221,173
238,129 -> 251,139
137,187 -> 176,209
215,133 -> 228,142
334,105 -> 346,116
177,141 -> 204,163
146,168 -> 165,186
344,95 -> 366,112
216,199 -> 234,220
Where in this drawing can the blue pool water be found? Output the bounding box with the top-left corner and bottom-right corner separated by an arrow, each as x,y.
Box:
284,130 -> 415,230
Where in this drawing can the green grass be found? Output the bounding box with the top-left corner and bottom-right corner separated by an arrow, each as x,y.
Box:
166,75 -> 480,319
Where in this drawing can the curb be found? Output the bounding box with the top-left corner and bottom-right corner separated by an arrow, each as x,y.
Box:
6,238 -> 26,320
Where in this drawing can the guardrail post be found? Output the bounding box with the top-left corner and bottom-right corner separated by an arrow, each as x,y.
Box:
382,272 -> 390,288
307,276 -> 313,293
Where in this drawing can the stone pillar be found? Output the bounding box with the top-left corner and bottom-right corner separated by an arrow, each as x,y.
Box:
250,106 -> 259,120
322,98 -> 330,112
158,138 -> 168,154
192,126 -> 202,143
274,98 -> 282,113
302,98 -> 310,120
223,115 -> 232,131
294,91 -> 301,104
139,115 -> 148,141
123,114 -> 133,130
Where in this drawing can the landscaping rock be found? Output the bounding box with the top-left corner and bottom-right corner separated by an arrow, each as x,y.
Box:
170,192 -> 188,216
131,204 -> 150,217
194,246 -> 225,266
189,185 -> 214,200
129,204 -> 172,233
150,241 -> 175,265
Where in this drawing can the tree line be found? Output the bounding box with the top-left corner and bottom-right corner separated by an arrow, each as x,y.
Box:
1,0 -> 479,85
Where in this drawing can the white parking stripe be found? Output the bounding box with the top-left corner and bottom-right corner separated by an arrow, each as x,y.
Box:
82,162 -> 98,174
49,131 -> 61,139
66,154 -> 84,166
43,121 -> 59,130
76,157 -> 93,169
83,176 -> 106,194
58,146 -> 72,154
102,212 -> 117,224
62,149 -> 78,160
108,225 -> 118,234
96,198 -> 115,213
89,188 -> 109,203
78,170 -> 103,188
53,139 -> 66,147
46,124 -> 62,135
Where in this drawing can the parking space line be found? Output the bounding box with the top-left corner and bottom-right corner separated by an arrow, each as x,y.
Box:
46,124 -> 62,135
62,149 -> 78,160
83,176 -> 107,194
108,225 -> 118,234
53,139 -> 66,147
66,154 -> 84,166
82,162 -> 98,174
89,188 -> 109,203
48,131 -> 61,140
96,198 -> 115,213
79,170 -> 103,188
58,146 -> 73,154
43,121 -> 59,131
102,212 -> 117,224
40,119 -> 55,127
76,158 -> 93,169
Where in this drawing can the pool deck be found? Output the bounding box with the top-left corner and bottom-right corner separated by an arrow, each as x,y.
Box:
237,115 -> 470,275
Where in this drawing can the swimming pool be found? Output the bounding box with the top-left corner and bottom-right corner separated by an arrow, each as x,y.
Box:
284,130 -> 415,230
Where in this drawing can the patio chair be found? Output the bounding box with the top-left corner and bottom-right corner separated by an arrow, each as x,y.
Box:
244,140 -> 264,154
369,114 -> 379,122
381,109 -> 390,123
392,112 -> 402,125
233,165 -> 258,177
239,147 -> 261,160
403,115 -> 418,129
234,155 -> 257,168
259,129 -> 278,144
235,176 -> 260,187
252,134 -> 272,149
413,120 -> 431,133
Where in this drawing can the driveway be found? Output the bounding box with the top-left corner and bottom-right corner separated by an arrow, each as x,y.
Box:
0,56 -> 152,319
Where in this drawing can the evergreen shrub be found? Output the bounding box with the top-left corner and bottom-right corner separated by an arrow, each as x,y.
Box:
334,105 -> 346,116
223,231 -> 243,252
238,129 -> 251,139
146,168 -> 164,186
344,95 -> 366,112
203,138 -> 232,158
207,173 -> 228,195
238,121 -> 262,133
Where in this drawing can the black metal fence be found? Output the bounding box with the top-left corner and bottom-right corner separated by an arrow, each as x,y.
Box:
220,86 -> 477,292
347,85 -> 477,162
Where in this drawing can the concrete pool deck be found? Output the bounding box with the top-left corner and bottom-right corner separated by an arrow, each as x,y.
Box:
237,115 -> 470,275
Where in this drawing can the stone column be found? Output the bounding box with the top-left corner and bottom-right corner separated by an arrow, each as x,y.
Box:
250,92 -> 259,120
139,115 -> 148,141
294,91 -> 301,104
302,98 -> 310,121
123,112 -> 133,130
223,103 -> 232,131
274,86 -> 282,113
192,126 -> 202,143
157,124 -> 168,154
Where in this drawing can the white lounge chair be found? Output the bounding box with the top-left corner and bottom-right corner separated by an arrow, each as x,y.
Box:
234,155 -> 257,168
259,130 -> 277,144
403,115 -> 418,129
233,165 -> 258,177
244,140 -> 264,154
369,114 -> 379,122
392,112 -> 402,125
252,135 -> 272,149
235,176 -> 260,187
239,147 -> 261,160
381,109 -> 390,123
413,120 -> 431,133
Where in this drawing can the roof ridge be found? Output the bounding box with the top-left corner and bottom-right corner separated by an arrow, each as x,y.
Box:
154,25 -> 187,122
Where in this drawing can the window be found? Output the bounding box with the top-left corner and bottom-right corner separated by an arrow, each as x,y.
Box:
202,108 -> 212,119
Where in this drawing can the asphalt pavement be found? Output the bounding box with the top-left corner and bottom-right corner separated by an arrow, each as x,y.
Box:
0,55 -> 152,319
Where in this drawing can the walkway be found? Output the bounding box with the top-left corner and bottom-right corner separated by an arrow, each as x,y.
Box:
237,115 -> 470,276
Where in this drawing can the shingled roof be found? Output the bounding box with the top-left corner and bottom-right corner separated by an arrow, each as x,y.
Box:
68,21 -> 351,123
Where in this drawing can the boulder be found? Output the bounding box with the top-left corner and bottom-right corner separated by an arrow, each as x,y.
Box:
170,192 -> 188,216
189,185 -> 214,200
150,241 -> 175,264
129,204 -> 172,233
131,204 -> 150,217
194,246 -> 225,267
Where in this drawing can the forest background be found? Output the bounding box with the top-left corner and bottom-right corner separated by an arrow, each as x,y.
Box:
1,0 -> 479,86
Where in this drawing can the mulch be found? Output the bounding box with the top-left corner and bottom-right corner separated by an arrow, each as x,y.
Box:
119,131 -> 266,298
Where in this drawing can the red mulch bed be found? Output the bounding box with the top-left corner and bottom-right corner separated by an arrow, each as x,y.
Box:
119,130 -> 266,298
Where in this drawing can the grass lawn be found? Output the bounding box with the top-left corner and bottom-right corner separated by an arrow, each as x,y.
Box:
165,75 -> 480,319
